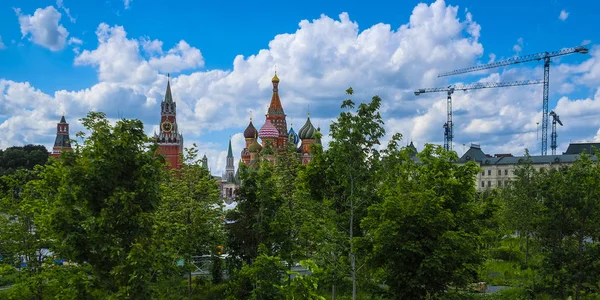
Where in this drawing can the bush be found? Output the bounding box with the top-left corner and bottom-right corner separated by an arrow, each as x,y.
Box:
489,247 -> 524,263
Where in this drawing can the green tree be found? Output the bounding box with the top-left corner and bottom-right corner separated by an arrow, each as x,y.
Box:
0,145 -> 49,178
500,150 -> 541,266
536,154 -> 600,299
42,112 -> 164,299
362,142 -> 485,298
226,160 -> 281,265
324,87 -> 385,299
0,169 -> 51,299
153,144 -> 224,296
226,244 -> 286,300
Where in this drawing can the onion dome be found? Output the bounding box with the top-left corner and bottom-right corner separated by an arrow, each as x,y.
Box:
272,72 -> 280,83
288,127 -> 300,145
298,115 -> 316,140
316,126 -> 322,144
244,119 -> 258,139
259,118 -> 279,139
248,139 -> 262,153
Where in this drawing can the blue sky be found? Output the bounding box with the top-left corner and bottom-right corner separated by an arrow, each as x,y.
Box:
0,0 -> 598,175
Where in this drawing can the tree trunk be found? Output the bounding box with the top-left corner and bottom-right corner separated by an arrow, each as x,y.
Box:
350,193 -> 356,300
188,270 -> 192,297
525,233 -> 529,266
332,283 -> 336,300
350,176 -> 356,300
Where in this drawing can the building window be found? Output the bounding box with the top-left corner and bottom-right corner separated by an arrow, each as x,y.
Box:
498,170 -> 501,175
481,181 -> 485,187
482,171 -> 485,176
498,180 -> 502,187
487,181 -> 491,187
505,169 -> 508,175
488,170 -> 491,176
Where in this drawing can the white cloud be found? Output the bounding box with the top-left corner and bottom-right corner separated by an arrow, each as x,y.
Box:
513,37 -> 523,54
148,40 -> 205,73
124,0 -> 132,9
68,37 -> 82,45
56,0 -> 76,23
15,6 -> 69,51
1,0 -> 599,176
140,37 -> 163,55
0,36 -> 5,49
559,10 -> 569,21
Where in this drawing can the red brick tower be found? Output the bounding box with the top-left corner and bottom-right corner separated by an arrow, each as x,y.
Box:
50,115 -> 72,158
155,74 -> 184,169
266,72 -> 288,149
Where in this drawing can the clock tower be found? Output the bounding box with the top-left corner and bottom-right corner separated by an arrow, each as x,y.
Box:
155,73 -> 184,169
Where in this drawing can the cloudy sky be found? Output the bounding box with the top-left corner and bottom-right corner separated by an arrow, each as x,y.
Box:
0,0 -> 598,176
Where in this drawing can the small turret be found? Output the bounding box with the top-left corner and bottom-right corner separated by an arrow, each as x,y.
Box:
201,154 -> 209,169
50,114 -> 72,158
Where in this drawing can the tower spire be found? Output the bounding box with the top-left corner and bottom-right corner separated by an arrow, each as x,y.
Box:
164,73 -> 174,104
228,138 -> 233,158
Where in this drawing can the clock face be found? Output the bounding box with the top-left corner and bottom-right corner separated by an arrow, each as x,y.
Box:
161,121 -> 173,132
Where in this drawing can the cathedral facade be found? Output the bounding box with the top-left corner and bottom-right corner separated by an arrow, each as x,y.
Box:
240,73 -> 321,166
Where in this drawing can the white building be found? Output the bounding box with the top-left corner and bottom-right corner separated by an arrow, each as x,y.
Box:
456,143 -> 599,191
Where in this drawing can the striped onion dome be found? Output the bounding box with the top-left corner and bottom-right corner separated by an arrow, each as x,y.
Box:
259,118 -> 279,139
298,116 -> 316,140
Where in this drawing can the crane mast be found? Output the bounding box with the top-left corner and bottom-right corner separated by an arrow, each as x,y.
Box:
414,80 -> 543,151
549,111 -> 563,155
437,46 -> 588,155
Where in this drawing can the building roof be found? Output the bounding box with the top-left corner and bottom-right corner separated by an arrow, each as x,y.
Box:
457,143 -> 487,163
59,115 -> 67,124
288,126 -> 300,145
227,139 -> 233,157
298,115 -> 316,140
54,133 -> 71,148
458,142 -> 597,166
243,120 -> 258,139
248,138 -> 262,152
563,142 -> 600,155
164,73 -> 174,104
268,72 -> 284,116
259,118 -> 279,139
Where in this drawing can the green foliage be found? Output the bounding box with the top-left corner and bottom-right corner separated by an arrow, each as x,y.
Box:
0,144 -> 49,177
4,88 -> 600,299
280,260 -> 325,300
227,245 -> 287,300
362,143 -> 485,298
41,111 -> 164,298
489,247 -> 525,264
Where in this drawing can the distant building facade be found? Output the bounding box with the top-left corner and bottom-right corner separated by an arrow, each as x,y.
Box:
456,143 -> 598,191
50,115 -> 72,158
220,140 -> 238,204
